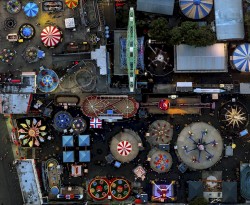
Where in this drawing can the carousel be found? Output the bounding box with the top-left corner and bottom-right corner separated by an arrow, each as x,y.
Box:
19,24 -> 35,39
148,149 -> 173,173
218,101 -> 248,130
6,0 -> 22,14
88,178 -> 110,201
176,122 -> 223,170
110,129 -> 142,163
23,46 -> 45,63
37,68 -> 59,92
41,26 -> 62,48
0,49 -> 16,64
110,178 -> 131,201
232,44 -> 250,72
147,120 -> 173,146
53,111 -> 73,132
17,118 -> 47,147
71,117 -> 87,134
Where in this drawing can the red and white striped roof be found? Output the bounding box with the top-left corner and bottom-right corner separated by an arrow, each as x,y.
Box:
117,140 -> 132,156
41,26 -> 62,47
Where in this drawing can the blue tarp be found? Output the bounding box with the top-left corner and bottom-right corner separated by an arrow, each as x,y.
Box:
79,151 -> 90,162
63,151 -> 74,163
62,135 -> 74,147
78,135 -> 90,146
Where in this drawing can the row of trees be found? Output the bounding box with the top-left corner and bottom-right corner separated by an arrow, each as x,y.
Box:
147,18 -> 216,47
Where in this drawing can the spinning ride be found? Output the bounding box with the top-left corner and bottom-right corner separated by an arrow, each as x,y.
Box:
54,111 -> 73,132
37,69 -> 59,92
110,178 -> 131,201
88,178 -> 109,201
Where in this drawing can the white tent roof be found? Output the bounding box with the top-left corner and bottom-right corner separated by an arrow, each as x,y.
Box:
214,0 -> 244,40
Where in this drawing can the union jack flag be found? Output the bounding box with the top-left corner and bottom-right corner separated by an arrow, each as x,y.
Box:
90,118 -> 102,129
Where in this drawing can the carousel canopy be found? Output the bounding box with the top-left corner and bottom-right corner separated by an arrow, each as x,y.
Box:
37,68 -> 59,93
179,0 -> 213,19
147,120 -> 173,146
149,149 -> 173,173
24,2 -> 39,17
53,111 -> 73,131
78,135 -> 90,146
62,135 -> 74,147
177,122 -> 223,170
41,26 -> 62,47
63,151 -> 74,163
232,44 -> 250,72
79,150 -> 90,162
110,129 -> 141,163
65,0 -> 78,9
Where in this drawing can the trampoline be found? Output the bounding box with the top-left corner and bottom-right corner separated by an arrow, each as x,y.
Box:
232,44 -> 250,72
241,164 -> 250,200
37,69 -> 59,92
53,111 -> 73,131
179,0 -> 213,19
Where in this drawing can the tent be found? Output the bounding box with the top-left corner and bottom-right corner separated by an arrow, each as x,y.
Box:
62,135 -> 74,147
79,150 -> 90,162
179,0 -> 213,19
24,2 -> 39,17
41,26 -> 62,47
78,135 -> 90,146
232,44 -> 250,72
63,151 -> 74,163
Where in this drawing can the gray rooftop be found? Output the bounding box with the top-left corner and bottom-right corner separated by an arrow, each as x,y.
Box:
175,44 -> 228,73
137,0 -> 175,15
188,181 -> 203,201
214,0 -> 244,40
16,159 -> 42,205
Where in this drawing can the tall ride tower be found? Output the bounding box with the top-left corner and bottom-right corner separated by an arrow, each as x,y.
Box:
126,7 -> 138,92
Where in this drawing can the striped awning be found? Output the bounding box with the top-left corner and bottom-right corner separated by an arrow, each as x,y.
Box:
179,0 -> 213,19
232,44 -> 250,72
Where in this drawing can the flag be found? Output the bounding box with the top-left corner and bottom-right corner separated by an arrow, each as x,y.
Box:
90,118 -> 102,129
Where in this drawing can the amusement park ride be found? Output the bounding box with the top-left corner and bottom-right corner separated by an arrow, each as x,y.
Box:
126,7 -> 138,92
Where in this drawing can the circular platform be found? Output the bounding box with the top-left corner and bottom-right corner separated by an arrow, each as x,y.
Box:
71,117 -> 87,134
110,178 -> 131,201
88,178 -> 109,201
177,122 -> 223,170
147,120 -> 173,146
37,69 -> 59,93
53,111 -> 73,132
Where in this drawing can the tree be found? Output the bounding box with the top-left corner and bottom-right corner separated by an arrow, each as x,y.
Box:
148,17 -> 170,42
169,21 -> 216,47
189,197 -> 208,205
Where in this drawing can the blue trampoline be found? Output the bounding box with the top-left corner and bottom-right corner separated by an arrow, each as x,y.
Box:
63,151 -> 74,163
54,111 -> 73,131
232,44 -> 250,72
37,69 -> 59,93
24,2 -> 39,17
62,135 -> 74,147
179,0 -> 213,19
79,150 -> 90,162
78,135 -> 90,146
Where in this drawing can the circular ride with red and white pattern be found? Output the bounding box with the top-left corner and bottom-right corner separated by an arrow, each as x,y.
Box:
117,141 -> 132,156
41,26 -> 62,47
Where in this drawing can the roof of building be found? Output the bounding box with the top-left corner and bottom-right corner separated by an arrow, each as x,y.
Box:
137,0 -> 175,15
78,135 -> 90,146
214,0 -> 244,40
16,159 -> 42,205
62,135 -> 74,147
63,151 -> 75,163
188,181 -> 203,201
175,44 -> 227,73
79,150 -> 91,162
0,94 -> 32,114
222,182 -> 237,203
91,46 -> 107,75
